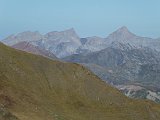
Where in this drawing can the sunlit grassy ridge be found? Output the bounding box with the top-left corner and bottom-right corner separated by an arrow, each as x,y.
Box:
0,43 -> 160,120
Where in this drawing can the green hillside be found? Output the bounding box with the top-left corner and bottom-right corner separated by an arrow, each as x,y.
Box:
0,43 -> 160,120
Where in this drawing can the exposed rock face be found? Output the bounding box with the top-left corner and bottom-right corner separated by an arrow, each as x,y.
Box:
42,29 -> 81,57
63,42 -> 160,103
105,26 -> 160,51
32,28 -> 82,58
12,41 -> 58,60
116,85 -> 160,103
107,26 -> 137,42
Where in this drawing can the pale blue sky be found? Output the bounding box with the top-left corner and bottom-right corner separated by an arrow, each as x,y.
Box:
0,0 -> 160,39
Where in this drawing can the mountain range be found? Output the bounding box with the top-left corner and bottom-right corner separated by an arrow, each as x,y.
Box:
64,41 -> 160,103
2,26 -> 160,58
1,26 -> 160,103
1,42 -> 160,120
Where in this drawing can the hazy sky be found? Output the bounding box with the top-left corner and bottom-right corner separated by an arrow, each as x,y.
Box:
0,0 -> 160,39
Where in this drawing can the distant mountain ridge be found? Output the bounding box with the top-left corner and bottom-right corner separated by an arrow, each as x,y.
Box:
2,26 -> 160,58
105,26 -> 160,51
2,28 -> 82,58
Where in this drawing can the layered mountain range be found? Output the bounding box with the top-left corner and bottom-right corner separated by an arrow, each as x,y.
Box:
2,42 -> 160,120
2,28 -> 82,58
2,26 -> 160,58
1,26 -> 160,103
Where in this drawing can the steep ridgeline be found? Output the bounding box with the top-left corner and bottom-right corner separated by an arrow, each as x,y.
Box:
1,43 -> 160,120
12,41 -> 58,60
63,42 -> 160,103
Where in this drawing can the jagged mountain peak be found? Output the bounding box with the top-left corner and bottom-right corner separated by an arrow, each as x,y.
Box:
114,26 -> 133,35
44,28 -> 81,44
34,28 -> 82,58
117,26 -> 129,32
107,26 -> 136,41
64,28 -> 76,33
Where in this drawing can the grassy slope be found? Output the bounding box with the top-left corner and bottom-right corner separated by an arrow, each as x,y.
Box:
0,43 -> 160,120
